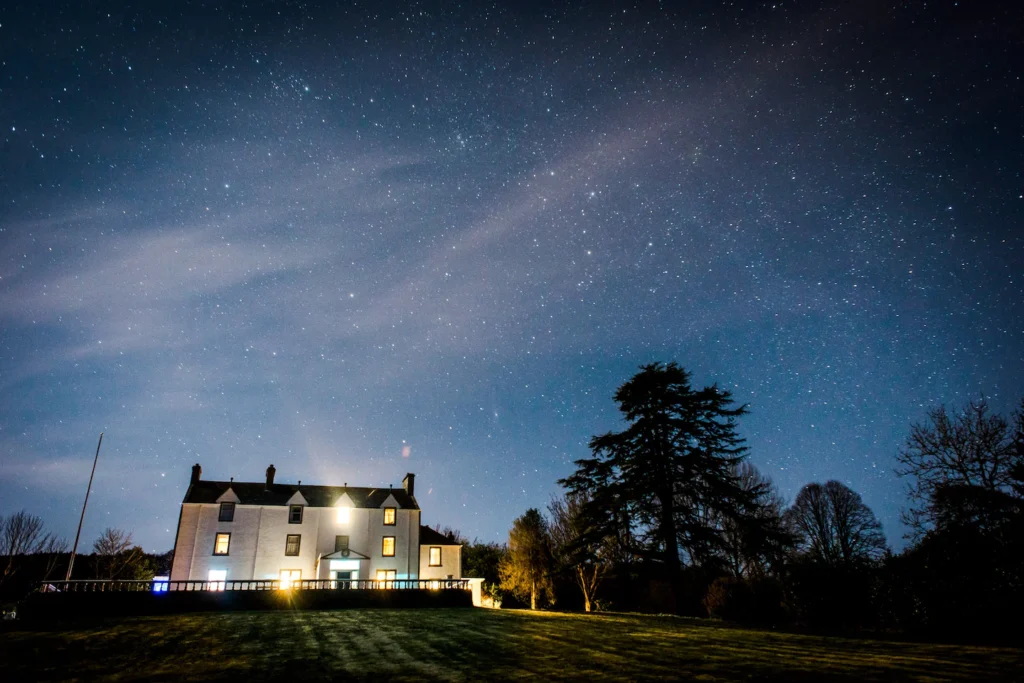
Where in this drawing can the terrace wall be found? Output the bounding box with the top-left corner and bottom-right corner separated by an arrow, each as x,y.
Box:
21,585 -> 472,621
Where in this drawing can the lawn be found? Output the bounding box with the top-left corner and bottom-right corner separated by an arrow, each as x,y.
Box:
2,608 -> 1021,682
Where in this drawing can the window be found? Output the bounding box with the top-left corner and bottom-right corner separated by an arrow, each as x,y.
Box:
213,533 -> 231,555
336,506 -> 351,523
218,502 -> 235,522
429,546 -> 442,567
208,569 -> 227,591
382,536 -> 396,557
383,507 -> 396,525
289,505 -> 304,524
335,535 -> 350,553
279,569 -> 301,589
285,534 -> 301,556
375,569 -> 396,587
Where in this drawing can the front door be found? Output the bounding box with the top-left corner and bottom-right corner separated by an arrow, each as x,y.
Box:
330,569 -> 357,587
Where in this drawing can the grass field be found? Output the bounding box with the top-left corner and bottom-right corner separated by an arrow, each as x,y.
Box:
2,608 -> 1021,682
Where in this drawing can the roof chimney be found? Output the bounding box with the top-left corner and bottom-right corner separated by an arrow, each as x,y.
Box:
266,464 -> 276,488
402,472 -> 415,497
191,463 -> 202,485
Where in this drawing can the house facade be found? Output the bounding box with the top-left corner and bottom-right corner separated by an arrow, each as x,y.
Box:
170,464 -> 462,586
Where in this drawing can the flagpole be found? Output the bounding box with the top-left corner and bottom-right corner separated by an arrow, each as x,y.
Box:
65,432 -> 103,581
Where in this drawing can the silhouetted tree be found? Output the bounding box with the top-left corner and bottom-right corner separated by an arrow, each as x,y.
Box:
499,509 -> 554,609
889,398 -> 1024,638
431,525 -> 469,545
548,492 -> 613,612
719,462 -> 793,578
781,481 -> 886,630
463,541 -> 506,602
561,362 -> 757,610
39,536 -> 69,582
897,397 -> 1023,538
785,481 -> 887,567
1,511 -> 61,588
93,528 -> 153,580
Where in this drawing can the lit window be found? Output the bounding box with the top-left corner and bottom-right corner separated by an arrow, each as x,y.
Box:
429,546 -> 442,567
289,505 -> 303,524
285,534 -> 301,556
375,569 -> 396,587
280,569 -> 301,589
208,569 -> 227,591
383,507 -> 396,525
219,502 -> 235,522
382,536 -> 395,557
214,533 -> 230,555
336,506 -> 351,523
335,535 -> 349,553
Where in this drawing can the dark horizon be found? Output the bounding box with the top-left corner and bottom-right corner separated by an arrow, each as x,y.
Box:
1,1 -> 1021,552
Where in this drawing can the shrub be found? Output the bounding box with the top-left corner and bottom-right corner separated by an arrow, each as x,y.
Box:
705,576 -> 784,625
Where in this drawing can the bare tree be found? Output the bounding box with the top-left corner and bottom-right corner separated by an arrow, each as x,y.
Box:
431,524 -> 469,545
93,528 -> 149,580
548,492 -> 612,612
40,536 -> 70,582
897,398 -> 1023,538
785,481 -> 887,567
1,511 -> 53,586
719,462 -> 793,578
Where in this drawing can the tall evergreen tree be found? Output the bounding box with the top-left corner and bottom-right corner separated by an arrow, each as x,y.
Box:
560,362 -> 757,610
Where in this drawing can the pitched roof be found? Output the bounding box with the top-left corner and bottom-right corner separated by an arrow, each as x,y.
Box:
183,480 -> 419,510
419,525 -> 462,546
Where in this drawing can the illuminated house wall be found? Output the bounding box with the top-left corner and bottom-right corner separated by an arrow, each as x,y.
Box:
170,466 -> 454,584
418,526 -> 463,580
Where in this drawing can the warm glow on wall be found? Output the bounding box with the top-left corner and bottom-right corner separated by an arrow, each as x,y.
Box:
336,506 -> 351,523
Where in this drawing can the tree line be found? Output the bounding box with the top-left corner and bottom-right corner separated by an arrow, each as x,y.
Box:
482,362 -> 1024,641
4,361 -> 1020,639
0,519 -> 166,608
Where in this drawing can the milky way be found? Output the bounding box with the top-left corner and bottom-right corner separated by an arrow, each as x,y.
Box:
1,1 -> 1021,551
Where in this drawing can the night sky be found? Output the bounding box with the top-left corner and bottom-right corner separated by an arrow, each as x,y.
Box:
1,1 -> 1021,553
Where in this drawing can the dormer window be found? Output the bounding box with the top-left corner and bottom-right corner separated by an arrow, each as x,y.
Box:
289,505 -> 303,524
219,502 -> 235,522
383,507 -> 396,526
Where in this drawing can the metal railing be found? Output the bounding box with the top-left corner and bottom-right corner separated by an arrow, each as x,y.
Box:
40,578 -> 470,593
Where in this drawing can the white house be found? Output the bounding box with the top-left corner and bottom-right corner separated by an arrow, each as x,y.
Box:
170,464 -> 462,587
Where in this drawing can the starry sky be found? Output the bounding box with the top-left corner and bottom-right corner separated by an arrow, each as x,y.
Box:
1,1 -> 1021,553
